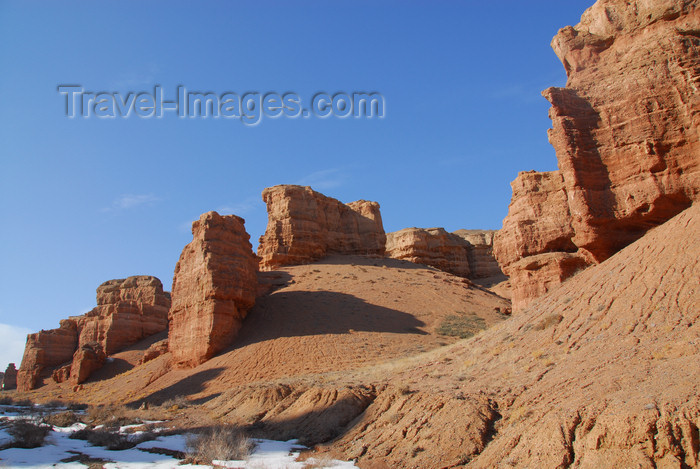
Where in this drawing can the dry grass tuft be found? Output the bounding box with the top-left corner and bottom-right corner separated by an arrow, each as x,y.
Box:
70,427 -> 157,450
533,313 -> 564,331
43,411 -> 80,428
185,425 -> 254,464
86,404 -> 139,428
436,313 -> 487,339
7,420 -> 51,448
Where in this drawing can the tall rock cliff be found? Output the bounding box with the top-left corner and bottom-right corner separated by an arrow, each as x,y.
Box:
168,211 -> 258,368
17,276 -> 170,391
258,185 -> 386,270
494,0 -> 699,310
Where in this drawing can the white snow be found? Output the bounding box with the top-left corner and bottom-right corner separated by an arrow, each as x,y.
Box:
0,417 -> 358,469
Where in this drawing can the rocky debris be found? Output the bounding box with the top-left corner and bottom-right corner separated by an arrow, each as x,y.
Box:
494,0 -> 700,310
17,276 -> 170,391
386,228 -> 472,278
1,363 -> 17,390
52,365 -> 71,384
257,185 -> 386,269
141,339 -> 169,364
168,211 -> 258,368
386,227 -> 506,282
69,343 -> 106,385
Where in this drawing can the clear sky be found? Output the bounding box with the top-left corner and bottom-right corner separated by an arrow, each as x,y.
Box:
0,0 -> 594,367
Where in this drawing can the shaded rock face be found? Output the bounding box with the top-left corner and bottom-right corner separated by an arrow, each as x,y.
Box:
169,211 -> 258,368
494,0 -> 700,310
386,228 -> 505,281
69,343 -> 106,385
258,185 -> 386,269
452,229 -> 505,280
1,363 -> 17,390
17,276 -> 170,391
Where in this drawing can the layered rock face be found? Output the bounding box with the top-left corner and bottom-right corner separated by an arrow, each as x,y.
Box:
1,363 -> 17,390
494,171 -> 592,310
452,229 -> 505,280
75,276 -> 171,356
17,320 -> 78,391
386,228 -> 471,278
169,211 -> 258,368
17,276 -> 170,390
386,228 -> 505,281
494,0 -> 700,310
258,185 -> 386,269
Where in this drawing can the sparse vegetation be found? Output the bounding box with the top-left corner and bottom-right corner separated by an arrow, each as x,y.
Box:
436,313 -> 487,339
533,313 -> 564,331
12,398 -> 34,407
7,420 -> 51,448
43,410 -> 80,427
86,404 -> 139,428
70,426 -> 156,450
161,395 -> 189,410
185,425 -> 253,464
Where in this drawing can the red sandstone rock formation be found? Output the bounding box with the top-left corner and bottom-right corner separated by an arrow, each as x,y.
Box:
75,276 -> 170,355
258,185 -> 386,269
17,276 -> 170,390
386,228 -> 472,278
386,227 -> 505,282
17,320 -> 78,391
169,211 -> 258,368
494,0 -> 700,310
452,229 -> 505,280
69,343 -> 106,385
493,171 -> 592,310
1,363 -> 17,390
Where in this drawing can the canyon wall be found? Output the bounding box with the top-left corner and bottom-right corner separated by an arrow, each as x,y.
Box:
386,228 -> 471,278
452,229 -> 504,280
494,0 -> 699,310
168,211 -> 258,368
258,185 -> 386,269
386,228 -> 505,281
17,276 -> 170,391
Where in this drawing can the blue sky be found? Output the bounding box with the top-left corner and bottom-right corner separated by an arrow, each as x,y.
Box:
0,0 -> 593,367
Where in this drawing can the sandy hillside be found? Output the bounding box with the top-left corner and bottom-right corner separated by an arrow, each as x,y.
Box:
24,255 -> 508,408
325,203 -> 700,468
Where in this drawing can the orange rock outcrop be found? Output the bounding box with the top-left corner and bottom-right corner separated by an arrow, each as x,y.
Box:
168,211 -> 258,368
258,185 -> 386,269
1,363 -> 17,390
386,227 -> 505,281
17,276 -> 170,390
